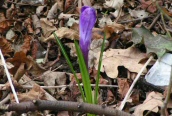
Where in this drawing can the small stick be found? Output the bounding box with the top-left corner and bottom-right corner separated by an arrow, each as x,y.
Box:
119,16 -> 152,24
119,55 -> 154,110
0,84 -> 118,90
0,50 -> 19,103
148,13 -> 160,30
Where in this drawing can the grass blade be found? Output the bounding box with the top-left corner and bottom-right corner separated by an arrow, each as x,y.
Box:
53,33 -> 85,102
94,32 -> 106,104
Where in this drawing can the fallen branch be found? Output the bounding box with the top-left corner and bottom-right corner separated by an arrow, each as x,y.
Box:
3,100 -> 134,116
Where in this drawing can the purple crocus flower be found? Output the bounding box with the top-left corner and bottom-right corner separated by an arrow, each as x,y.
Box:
79,6 -> 96,67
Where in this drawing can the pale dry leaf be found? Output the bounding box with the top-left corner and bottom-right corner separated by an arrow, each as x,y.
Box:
94,46 -> 147,78
93,3 -> 103,10
82,0 -> 91,6
40,18 -> 57,38
129,9 -> 149,19
66,17 -> 79,27
14,63 -> 26,81
36,5 -> 47,16
104,0 -> 124,9
0,12 -> 6,22
42,71 -> 67,95
26,56 -> 46,77
6,29 -> 15,40
11,84 -> 46,102
89,39 -> 109,68
32,15 -> 41,34
43,27 -> 79,42
103,0 -> 123,17
117,78 -> 130,99
134,91 -> 163,116
92,28 -> 104,39
106,23 -> 125,33
99,15 -> 113,28
65,43 -> 77,57
58,13 -> 78,20
110,10 -> 124,18
47,2 -> 63,19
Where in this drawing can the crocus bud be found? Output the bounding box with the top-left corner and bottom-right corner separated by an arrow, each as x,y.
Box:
79,6 -> 96,67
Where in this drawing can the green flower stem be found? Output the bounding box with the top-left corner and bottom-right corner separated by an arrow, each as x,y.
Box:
74,40 -> 93,104
94,32 -> 106,104
53,33 -> 85,102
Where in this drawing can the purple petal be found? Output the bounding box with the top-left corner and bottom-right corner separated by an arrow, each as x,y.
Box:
79,6 -> 96,67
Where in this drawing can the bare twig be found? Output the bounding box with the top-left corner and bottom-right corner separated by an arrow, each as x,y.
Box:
0,84 -> 118,90
119,55 -> 154,110
119,16 -> 152,24
5,100 -> 133,116
148,13 -> 160,30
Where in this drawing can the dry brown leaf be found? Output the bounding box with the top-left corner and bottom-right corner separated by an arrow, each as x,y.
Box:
27,56 -> 46,77
129,9 -> 148,19
21,35 -> 32,54
0,12 -> 6,22
42,71 -> 67,95
92,28 -> 104,39
89,39 -> 109,68
95,46 -> 147,78
0,37 -> 13,57
6,4 -> 15,19
58,13 -> 78,20
65,43 -> 77,57
134,91 -> 163,116
161,7 -> 172,17
66,17 -> 79,27
140,0 -> 162,13
105,23 -> 125,34
64,0 -> 74,11
47,2 -> 63,19
0,20 -> 14,34
40,18 -> 57,38
7,51 -> 45,78
117,78 -> 130,99
82,0 -> 91,6
13,63 -> 26,81
43,27 -> 79,42
7,51 -> 32,75
104,0 -> 123,9
32,14 -> 41,35
11,84 -> 46,102
98,15 -> 113,28
24,17 -> 34,34
36,5 -> 47,16
131,90 -> 140,105
69,73 -> 82,101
